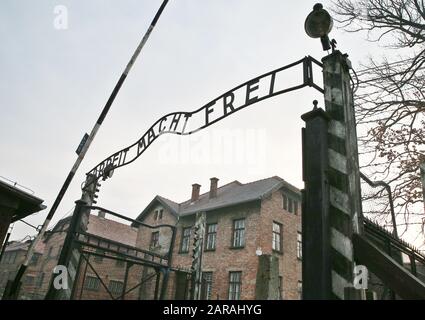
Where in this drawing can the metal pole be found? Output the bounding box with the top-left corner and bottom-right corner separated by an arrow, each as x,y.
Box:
154,269 -> 161,300
10,0 -> 170,296
0,231 -> 11,263
121,262 -> 132,300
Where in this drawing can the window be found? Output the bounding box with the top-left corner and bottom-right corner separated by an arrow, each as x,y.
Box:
180,227 -> 191,253
278,276 -> 283,300
232,219 -> 245,248
282,194 -> 288,210
85,276 -> 100,291
30,253 -> 41,265
205,223 -> 217,251
282,193 -> 299,214
297,232 -> 302,260
201,272 -> 213,300
47,247 -> 54,258
109,280 -> 124,296
37,273 -> 45,288
154,208 -> 163,221
228,272 -> 242,300
297,281 -> 303,299
6,251 -> 19,264
6,251 -> 17,264
272,222 -> 282,252
150,231 -> 160,249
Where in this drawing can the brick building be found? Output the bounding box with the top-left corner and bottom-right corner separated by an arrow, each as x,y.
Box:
1,175 -> 302,300
135,176 -> 302,300
0,213 -> 139,300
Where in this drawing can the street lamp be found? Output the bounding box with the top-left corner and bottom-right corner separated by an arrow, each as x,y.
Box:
304,3 -> 334,51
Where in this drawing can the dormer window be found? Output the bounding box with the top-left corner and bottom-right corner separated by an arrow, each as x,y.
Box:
282,193 -> 298,215
154,208 -> 164,221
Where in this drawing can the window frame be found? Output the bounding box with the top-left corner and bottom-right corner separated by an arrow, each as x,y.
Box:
288,198 -> 293,213
272,221 -> 283,253
201,272 -> 213,300
297,232 -> 302,260
108,279 -> 124,296
231,219 -> 246,249
150,231 -> 160,249
282,194 -> 288,210
84,275 -> 100,291
30,253 -> 40,265
205,223 -> 217,251
24,275 -> 35,286
179,227 -> 191,253
228,271 -> 242,300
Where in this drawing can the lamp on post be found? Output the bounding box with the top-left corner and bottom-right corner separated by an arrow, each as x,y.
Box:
304,3 -> 334,51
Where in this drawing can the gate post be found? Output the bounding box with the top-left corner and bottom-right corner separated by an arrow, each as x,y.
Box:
45,175 -> 95,299
302,51 -> 364,300
301,106 -> 332,299
322,51 -> 363,299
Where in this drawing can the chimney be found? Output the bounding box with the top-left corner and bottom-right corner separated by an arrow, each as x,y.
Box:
209,177 -> 219,199
191,183 -> 201,202
98,210 -> 106,218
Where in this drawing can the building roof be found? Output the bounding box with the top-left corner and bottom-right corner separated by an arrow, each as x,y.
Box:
135,175 -> 301,221
5,213 -> 138,254
87,214 -> 138,247
0,179 -> 46,222
4,240 -> 32,252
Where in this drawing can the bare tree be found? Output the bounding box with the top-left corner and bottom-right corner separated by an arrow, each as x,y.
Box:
331,0 -> 425,239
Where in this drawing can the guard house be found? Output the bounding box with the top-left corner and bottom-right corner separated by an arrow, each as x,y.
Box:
0,178 -> 46,247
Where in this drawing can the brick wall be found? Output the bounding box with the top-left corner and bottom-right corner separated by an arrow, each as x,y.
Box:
155,187 -> 302,300
259,188 -> 302,300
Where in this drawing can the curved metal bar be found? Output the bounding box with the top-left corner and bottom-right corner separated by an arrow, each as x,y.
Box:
360,171 -> 398,239
85,56 -> 324,185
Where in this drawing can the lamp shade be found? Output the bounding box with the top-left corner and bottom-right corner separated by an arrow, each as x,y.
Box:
304,3 -> 333,39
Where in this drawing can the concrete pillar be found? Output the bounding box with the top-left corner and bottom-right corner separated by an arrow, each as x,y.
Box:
302,51 -> 364,300
322,51 -> 363,299
301,107 -> 332,299
255,254 -> 280,299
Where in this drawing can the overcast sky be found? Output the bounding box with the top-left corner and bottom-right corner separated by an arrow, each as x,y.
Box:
1,1 -> 397,242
